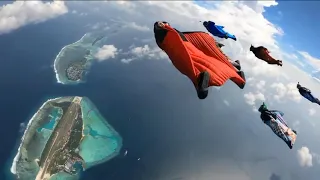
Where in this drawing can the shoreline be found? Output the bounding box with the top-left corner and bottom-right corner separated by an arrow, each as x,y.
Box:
79,97 -> 123,169
10,97 -> 61,175
10,96 -> 122,179
53,33 -> 88,85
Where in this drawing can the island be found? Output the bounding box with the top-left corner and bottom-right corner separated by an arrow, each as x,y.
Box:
10,96 -> 122,180
53,31 -> 108,84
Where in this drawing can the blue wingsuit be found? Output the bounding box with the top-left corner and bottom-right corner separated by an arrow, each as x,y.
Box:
297,82 -> 320,105
203,21 -> 237,41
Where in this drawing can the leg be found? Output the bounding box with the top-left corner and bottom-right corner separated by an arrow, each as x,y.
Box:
314,98 -> 320,105
236,71 -> 246,89
287,141 -> 293,149
196,71 -> 210,99
231,60 -> 241,71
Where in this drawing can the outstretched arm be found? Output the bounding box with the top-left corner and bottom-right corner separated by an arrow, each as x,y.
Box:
302,87 -> 311,93
216,25 -> 225,29
263,47 -> 270,53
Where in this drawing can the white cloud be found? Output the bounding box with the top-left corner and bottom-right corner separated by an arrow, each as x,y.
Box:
0,1 -> 68,35
90,22 -> 108,30
247,77 -> 255,83
241,0 -> 278,13
298,51 -> 320,70
297,146 -> 313,167
270,82 -> 301,103
308,108 -> 316,116
131,45 -> 153,57
83,1 -> 299,79
19,123 -> 26,133
121,44 -> 167,64
125,22 -> 150,32
94,45 -> 118,61
244,92 -> 265,106
256,80 -> 266,90
223,100 -> 230,106
292,120 -> 300,131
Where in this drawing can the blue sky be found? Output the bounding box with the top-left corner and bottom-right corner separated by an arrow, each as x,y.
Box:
264,1 -> 320,58
193,0 -> 320,75
194,1 -> 320,59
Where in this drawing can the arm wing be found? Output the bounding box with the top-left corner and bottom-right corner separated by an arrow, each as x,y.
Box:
270,110 -> 284,116
303,87 -> 311,93
182,31 -> 235,70
216,25 -> 225,29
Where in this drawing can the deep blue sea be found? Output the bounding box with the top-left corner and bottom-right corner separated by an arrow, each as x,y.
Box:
0,15 -> 249,180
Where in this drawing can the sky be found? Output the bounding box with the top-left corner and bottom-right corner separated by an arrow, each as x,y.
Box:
2,1 -> 320,180
262,1 -> 320,75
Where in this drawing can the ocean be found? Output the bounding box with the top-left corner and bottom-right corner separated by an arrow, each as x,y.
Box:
0,15 -> 255,180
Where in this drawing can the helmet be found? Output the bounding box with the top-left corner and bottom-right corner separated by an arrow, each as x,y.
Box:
154,21 -> 170,28
258,102 -> 268,112
162,21 -> 170,26
203,21 -> 208,27
297,82 -> 301,88
249,45 -> 254,51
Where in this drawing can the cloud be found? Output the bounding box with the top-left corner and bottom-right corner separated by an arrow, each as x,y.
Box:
94,45 -> 118,61
241,0 -> 278,13
256,80 -> 266,90
298,51 -> 320,70
19,123 -> 26,133
0,1 -> 68,35
90,22 -> 108,30
79,1 -> 299,80
270,82 -> 301,103
125,22 -> 150,32
244,92 -> 265,106
308,108 -> 316,116
297,146 -> 313,167
223,100 -> 230,106
121,44 -> 167,64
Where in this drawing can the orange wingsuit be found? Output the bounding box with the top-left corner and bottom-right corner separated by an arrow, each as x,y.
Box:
250,45 -> 283,66
154,21 -> 246,99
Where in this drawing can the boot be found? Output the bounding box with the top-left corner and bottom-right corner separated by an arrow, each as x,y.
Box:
234,60 -> 241,70
237,71 -> 246,89
197,71 -> 210,99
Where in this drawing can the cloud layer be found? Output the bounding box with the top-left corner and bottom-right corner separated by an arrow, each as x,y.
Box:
0,1 -> 68,34
297,146 -> 313,167
94,45 -> 118,61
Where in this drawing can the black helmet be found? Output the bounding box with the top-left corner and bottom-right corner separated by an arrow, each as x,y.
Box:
258,102 -> 268,112
154,21 -> 170,27
249,45 -> 254,51
297,82 -> 301,88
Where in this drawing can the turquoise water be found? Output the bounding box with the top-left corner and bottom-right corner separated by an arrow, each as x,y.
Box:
50,172 -> 77,180
79,97 -> 122,169
73,162 -> 83,172
37,107 -> 61,132
10,97 -> 122,180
